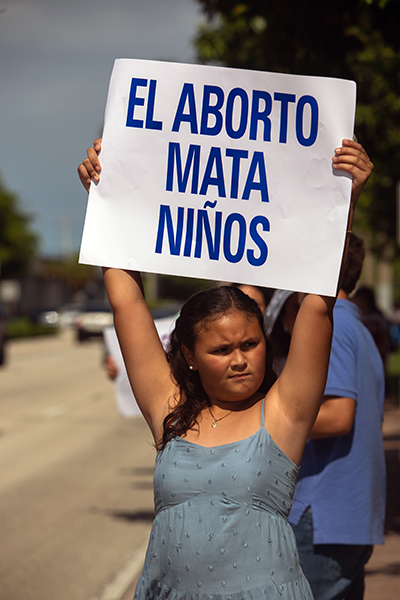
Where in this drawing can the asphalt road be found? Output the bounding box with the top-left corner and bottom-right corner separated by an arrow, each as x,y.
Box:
0,331 -> 155,600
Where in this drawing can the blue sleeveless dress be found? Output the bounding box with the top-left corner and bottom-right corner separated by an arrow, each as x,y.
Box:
134,400 -> 313,600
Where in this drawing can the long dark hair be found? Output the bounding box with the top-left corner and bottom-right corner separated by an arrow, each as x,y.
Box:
160,286 -> 276,450
341,233 -> 365,295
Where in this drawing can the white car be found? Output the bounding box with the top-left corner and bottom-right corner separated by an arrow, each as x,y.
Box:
58,302 -> 84,328
74,301 -> 113,342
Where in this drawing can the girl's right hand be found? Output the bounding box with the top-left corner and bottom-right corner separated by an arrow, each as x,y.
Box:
77,138 -> 102,192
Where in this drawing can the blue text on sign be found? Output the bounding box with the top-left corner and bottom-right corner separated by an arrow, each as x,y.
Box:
165,143 -> 269,202
155,204 -> 269,266
125,78 -> 319,146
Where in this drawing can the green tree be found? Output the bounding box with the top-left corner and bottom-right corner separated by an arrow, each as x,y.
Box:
0,174 -> 38,277
39,254 -> 98,291
194,0 -> 400,257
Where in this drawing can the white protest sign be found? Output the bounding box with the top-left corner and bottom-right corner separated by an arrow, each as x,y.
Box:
79,59 -> 356,296
104,315 -> 176,418
104,326 -> 141,418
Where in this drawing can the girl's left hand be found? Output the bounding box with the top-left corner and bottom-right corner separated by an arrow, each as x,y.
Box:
332,139 -> 373,205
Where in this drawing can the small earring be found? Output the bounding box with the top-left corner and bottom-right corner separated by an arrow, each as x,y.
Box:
189,365 -> 194,371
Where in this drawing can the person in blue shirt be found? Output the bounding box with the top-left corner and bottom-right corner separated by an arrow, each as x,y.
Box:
289,233 -> 386,600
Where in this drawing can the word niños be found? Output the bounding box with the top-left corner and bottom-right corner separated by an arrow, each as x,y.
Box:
155,204 -> 269,266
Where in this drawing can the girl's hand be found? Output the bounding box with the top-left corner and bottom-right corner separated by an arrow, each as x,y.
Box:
332,139 -> 373,205
77,138 -> 102,193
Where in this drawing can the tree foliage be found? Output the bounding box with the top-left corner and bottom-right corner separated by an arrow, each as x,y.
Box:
39,254 -> 97,290
0,175 -> 38,277
194,0 -> 400,256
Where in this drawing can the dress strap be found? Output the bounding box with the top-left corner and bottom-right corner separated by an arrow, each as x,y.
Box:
260,396 -> 266,428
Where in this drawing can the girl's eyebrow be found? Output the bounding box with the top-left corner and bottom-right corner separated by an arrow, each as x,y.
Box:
208,335 -> 261,350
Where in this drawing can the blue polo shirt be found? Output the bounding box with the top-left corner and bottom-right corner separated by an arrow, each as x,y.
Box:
289,299 -> 386,545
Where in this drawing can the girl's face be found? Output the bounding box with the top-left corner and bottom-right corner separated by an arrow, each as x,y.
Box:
183,310 -> 266,406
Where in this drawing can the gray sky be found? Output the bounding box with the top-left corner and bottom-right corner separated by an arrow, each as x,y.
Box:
0,0 -> 205,256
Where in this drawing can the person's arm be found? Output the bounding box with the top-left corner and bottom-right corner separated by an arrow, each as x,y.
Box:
78,143 -> 176,444
105,355 -> 119,381
334,139 -> 374,293
309,396 -> 356,438
102,268 -> 176,445
265,140 -> 373,465
265,293 -> 335,465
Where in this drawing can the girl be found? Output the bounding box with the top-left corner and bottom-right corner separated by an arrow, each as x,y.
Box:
78,138 -> 373,600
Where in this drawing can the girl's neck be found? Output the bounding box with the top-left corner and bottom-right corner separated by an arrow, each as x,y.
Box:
208,390 -> 265,414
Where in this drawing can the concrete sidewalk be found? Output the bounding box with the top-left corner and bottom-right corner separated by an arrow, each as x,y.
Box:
364,398 -> 400,600
120,401 -> 400,600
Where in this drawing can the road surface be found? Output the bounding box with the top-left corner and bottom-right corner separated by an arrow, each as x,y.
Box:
0,331 -> 155,600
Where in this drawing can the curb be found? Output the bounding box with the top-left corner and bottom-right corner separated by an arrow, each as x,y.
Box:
91,539 -> 148,600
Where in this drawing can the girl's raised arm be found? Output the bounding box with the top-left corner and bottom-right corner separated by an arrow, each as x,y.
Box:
102,268 -> 176,444
78,142 -> 176,445
265,139 -> 373,465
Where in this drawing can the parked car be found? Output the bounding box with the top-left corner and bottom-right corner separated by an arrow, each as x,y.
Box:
73,300 -> 113,342
30,307 -> 59,327
58,302 -> 84,328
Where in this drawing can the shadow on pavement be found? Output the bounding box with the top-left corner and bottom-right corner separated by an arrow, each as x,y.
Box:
107,509 -> 155,523
366,562 -> 400,577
